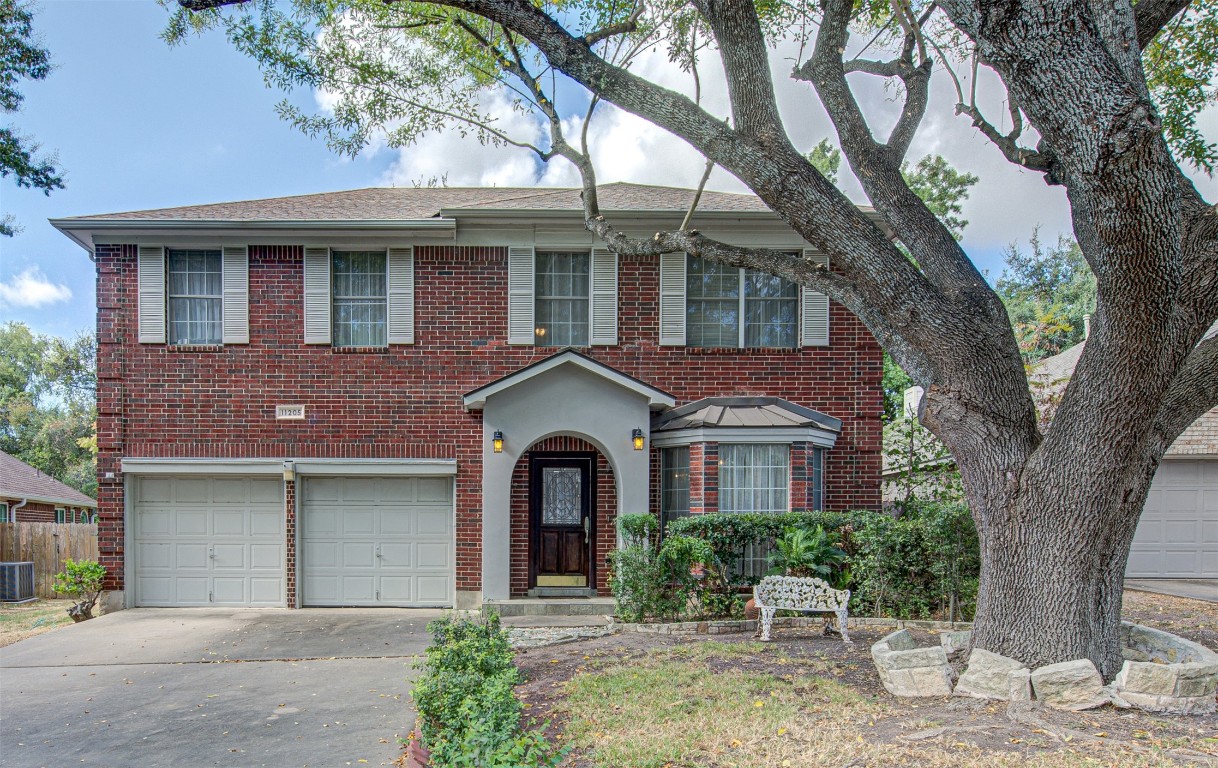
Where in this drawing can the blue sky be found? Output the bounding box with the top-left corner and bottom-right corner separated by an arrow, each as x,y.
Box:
1,0 -> 1215,340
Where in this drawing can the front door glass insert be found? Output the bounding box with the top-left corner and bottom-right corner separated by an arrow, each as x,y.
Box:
542,468 -> 582,525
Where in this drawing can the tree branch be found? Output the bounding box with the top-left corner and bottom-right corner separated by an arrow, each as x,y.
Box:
580,2 -> 644,46
1150,331 -> 1218,453
1134,0 -> 1194,49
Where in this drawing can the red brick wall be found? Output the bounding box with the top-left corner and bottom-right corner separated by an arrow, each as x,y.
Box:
0,499 -> 92,523
94,243 -> 882,594
508,437 -> 618,597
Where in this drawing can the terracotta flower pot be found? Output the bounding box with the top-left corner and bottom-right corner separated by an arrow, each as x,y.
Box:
744,598 -> 759,621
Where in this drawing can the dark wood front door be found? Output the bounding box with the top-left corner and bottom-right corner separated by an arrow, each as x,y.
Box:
530,453 -> 594,589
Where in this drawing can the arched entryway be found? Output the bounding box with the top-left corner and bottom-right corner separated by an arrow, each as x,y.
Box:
509,436 -> 618,597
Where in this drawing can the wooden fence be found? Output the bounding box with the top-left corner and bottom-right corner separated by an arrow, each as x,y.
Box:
0,523 -> 99,599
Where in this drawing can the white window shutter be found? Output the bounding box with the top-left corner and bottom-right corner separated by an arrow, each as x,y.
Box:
801,249 -> 830,347
221,245 -> 249,344
507,245 -> 535,345
589,247 -> 618,346
137,246 -> 166,344
658,252 -> 686,346
387,246 -> 415,344
303,247 -> 331,345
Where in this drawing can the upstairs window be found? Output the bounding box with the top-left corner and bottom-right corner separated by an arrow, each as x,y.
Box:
686,256 -> 798,348
535,251 -> 590,347
332,250 -> 388,347
167,249 -> 223,345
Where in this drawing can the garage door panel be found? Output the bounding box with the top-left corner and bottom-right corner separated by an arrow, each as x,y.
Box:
174,577 -> 210,604
380,509 -> 413,535
174,543 -> 210,569
302,476 -> 453,607
212,577 -> 247,604
416,509 -> 450,535
304,541 -> 339,568
416,542 -> 450,569
341,576 -> 377,601
250,544 -> 282,569
251,510 -> 281,536
416,478 -> 452,503
379,576 -> 413,601
416,577 -> 450,603
173,511 -> 209,537
1128,459 -> 1218,578
380,542 -> 412,566
213,510 -> 247,536
134,476 -> 284,607
341,510 -> 375,536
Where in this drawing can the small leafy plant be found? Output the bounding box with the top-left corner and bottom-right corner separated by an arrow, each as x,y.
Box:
411,612 -> 565,767
767,525 -> 847,579
53,559 -> 106,622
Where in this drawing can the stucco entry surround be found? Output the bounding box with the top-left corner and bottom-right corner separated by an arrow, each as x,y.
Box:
464,351 -> 675,601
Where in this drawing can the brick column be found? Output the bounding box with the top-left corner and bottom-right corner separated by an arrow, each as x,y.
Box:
284,478 -> 297,607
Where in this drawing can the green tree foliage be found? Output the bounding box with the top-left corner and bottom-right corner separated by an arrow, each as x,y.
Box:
1144,0 -> 1218,174
996,232 -> 1098,362
53,558 -> 106,621
882,352 -> 913,423
900,155 -> 978,241
0,0 -> 64,236
805,138 -> 841,185
0,322 -> 97,497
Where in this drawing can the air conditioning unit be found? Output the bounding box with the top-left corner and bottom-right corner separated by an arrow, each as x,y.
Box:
0,562 -> 36,603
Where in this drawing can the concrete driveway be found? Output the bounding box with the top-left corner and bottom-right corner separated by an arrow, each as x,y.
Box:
0,608 -> 442,768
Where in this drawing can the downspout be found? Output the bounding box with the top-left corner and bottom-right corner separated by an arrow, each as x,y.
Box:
11,498 -> 28,521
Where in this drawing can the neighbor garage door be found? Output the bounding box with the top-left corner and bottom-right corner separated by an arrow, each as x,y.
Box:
134,476 -> 285,606
1128,459 -> 1218,577
300,476 -> 454,607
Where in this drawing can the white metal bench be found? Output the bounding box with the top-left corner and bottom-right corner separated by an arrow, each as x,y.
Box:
753,575 -> 851,643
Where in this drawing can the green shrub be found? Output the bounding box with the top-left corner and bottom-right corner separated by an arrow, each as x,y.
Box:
767,525 -> 848,579
666,505 -> 979,622
411,613 -> 564,767
607,516 -> 715,622
52,559 -> 106,622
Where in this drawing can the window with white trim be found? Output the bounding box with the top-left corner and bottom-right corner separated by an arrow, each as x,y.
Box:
535,250 -> 590,346
686,256 -> 798,348
332,250 -> 388,347
0,502 -> 9,522
55,508 -> 67,524
719,444 -> 790,514
660,447 -> 690,532
167,249 -> 223,345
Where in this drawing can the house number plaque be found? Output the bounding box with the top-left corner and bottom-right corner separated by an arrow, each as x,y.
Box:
275,405 -> 306,420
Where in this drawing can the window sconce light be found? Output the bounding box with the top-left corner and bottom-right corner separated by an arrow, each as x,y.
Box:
283,460 -> 295,482
632,428 -> 645,451
493,430 -> 504,454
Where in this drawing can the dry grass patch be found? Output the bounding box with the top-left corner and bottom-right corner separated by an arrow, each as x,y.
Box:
552,642 -> 1218,768
0,599 -> 74,647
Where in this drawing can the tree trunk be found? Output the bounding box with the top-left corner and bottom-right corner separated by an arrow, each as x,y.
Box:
964,449 -> 1157,679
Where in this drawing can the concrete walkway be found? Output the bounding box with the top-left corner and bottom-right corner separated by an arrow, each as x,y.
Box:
1125,579 -> 1218,603
0,608 -> 442,768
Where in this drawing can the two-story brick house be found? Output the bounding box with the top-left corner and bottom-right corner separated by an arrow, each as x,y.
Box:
52,183 -> 882,612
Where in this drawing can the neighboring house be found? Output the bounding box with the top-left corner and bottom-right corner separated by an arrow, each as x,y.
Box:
0,450 -> 97,523
51,183 -> 882,611
891,338 -> 1218,578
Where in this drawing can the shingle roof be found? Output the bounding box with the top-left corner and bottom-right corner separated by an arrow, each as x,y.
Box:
61,183 -> 775,222
653,397 -> 841,433
0,451 -> 97,508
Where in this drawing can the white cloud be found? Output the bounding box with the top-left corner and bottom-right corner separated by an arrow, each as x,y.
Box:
0,267 -> 74,308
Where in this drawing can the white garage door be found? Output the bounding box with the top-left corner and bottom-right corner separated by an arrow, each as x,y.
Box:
301,476 -> 454,607
1128,459 -> 1218,577
134,476 -> 285,606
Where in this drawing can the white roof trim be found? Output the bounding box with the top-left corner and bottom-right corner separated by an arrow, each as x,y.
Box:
294,459 -> 456,477
0,492 -> 97,509
650,426 -> 838,449
464,350 -> 675,410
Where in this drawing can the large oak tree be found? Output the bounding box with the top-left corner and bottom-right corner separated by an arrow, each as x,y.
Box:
168,0 -> 1216,677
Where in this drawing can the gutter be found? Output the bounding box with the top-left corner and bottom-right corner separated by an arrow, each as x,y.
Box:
10,499 -> 27,522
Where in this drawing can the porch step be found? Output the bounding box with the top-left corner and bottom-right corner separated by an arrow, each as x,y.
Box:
483,597 -> 616,618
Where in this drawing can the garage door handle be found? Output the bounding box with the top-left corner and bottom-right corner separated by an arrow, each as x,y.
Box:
376,545 -> 382,559
208,546 -> 215,560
